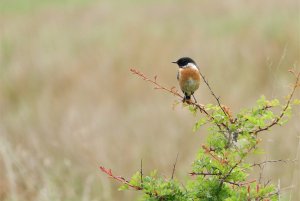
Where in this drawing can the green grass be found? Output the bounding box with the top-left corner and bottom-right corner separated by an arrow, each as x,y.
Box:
0,0 -> 95,13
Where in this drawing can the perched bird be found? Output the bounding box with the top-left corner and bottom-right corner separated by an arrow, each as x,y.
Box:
172,57 -> 201,102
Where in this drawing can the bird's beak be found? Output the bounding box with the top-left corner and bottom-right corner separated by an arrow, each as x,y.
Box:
172,61 -> 177,64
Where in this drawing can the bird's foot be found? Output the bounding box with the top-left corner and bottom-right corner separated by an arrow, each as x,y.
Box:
182,98 -> 192,104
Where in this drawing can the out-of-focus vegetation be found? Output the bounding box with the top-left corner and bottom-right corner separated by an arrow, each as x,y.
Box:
0,0 -> 299,200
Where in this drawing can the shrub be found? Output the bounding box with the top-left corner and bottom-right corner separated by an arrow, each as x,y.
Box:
100,69 -> 299,201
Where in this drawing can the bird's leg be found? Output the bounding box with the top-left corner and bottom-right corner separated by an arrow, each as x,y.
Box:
182,92 -> 187,103
192,94 -> 198,103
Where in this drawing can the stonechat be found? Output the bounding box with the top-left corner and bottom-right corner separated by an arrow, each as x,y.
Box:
172,57 -> 201,102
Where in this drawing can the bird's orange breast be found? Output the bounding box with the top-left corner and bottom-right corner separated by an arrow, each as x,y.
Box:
178,67 -> 201,95
178,67 -> 201,84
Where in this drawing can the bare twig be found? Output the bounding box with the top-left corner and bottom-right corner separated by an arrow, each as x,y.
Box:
140,159 -> 143,186
130,68 -> 183,98
258,162 -> 265,184
171,153 -> 179,180
250,159 -> 296,168
198,71 -> 229,118
189,172 -> 222,176
224,179 -> 256,187
264,179 -> 272,187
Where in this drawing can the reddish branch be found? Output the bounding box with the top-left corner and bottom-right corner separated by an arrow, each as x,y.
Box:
202,145 -> 228,164
130,68 -> 183,98
99,166 -> 142,190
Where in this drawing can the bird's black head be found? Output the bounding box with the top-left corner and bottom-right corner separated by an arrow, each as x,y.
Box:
172,57 -> 196,68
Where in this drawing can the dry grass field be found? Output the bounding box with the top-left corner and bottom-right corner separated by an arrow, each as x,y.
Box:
0,0 -> 299,200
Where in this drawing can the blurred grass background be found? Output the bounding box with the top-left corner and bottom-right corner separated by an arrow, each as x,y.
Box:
0,0 -> 299,200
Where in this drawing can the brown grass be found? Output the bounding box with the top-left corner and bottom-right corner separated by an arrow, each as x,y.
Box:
0,0 -> 299,200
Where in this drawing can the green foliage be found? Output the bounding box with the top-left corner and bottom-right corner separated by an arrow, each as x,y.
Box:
0,0 -> 95,13
117,95 -> 299,200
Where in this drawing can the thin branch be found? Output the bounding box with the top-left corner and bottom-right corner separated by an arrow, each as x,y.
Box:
250,159 -> 296,168
224,179 -> 256,187
99,166 -> 142,190
189,172 -> 222,176
130,68 -> 183,98
264,179 -> 272,187
258,162 -> 265,184
202,145 -> 228,164
198,71 -> 229,118
140,159 -> 143,186
171,153 -> 179,180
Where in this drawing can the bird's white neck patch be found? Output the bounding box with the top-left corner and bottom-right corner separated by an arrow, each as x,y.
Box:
182,63 -> 198,71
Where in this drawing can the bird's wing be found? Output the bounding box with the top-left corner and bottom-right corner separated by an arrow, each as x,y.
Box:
177,71 -> 179,80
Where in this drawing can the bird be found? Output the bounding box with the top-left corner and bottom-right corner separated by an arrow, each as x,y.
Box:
172,57 -> 201,103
